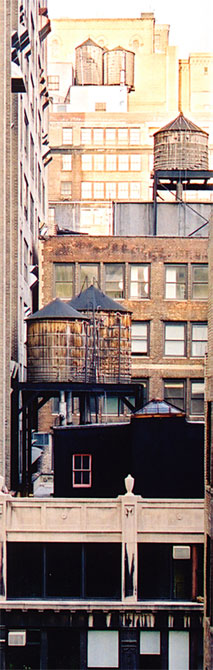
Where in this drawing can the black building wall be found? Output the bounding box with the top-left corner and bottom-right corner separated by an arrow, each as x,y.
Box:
53,416 -> 204,498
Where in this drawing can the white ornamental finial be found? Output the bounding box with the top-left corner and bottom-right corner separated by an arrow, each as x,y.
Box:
124,474 -> 134,495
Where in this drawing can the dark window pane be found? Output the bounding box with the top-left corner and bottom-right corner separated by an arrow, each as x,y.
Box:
85,543 -> 121,598
7,543 -> 42,598
46,543 -> 81,597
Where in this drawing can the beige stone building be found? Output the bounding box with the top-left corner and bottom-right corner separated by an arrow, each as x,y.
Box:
47,12 -> 213,237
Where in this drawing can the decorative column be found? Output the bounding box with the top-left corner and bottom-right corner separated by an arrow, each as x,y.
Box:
121,474 -> 138,602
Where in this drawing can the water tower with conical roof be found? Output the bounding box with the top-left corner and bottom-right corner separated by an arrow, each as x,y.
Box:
152,112 -> 213,233
69,285 -> 132,383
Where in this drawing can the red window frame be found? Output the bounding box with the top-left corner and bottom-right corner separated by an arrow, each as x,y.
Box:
72,454 -> 92,488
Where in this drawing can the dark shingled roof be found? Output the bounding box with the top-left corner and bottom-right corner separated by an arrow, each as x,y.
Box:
26,298 -> 87,321
154,112 -> 208,135
69,285 -> 131,313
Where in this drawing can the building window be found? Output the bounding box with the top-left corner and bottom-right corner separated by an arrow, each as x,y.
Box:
102,396 -> 123,416
24,240 -> 28,282
104,263 -> 124,299
54,263 -> 74,299
106,155 -> 116,171
88,631 -> 119,668
38,163 -> 41,202
95,102 -> 106,111
118,128 -> 128,144
130,155 -> 141,171
94,183 -> 104,199
165,265 -> 187,299
131,322 -> 149,355
62,127 -> 73,145
24,175 -> 28,220
164,379 -> 186,411
130,182 -> 141,199
126,379 -> 149,413
190,380 -> 205,415
72,454 -> 92,487
164,323 -> 186,356
81,155 -> 92,171
94,155 -> 104,171
47,74 -> 60,90
30,193 -> 34,233
191,264 -> 208,299
93,128 -> 104,144
118,183 -> 129,199
48,208 -> 55,226
81,182 -> 92,199
105,128 -> 116,144
62,154 -> 72,171
191,323 -> 208,357
60,181 -> 72,197
79,263 -> 99,290
24,111 -> 29,157
130,127 -> 140,144
81,128 -> 92,144
106,183 -> 116,199
30,134 -> 34,176
130,264 -> 150,298
118,155 -> 129,171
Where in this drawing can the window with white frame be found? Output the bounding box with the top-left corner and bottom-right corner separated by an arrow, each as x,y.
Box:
130,182 -> 141,199
94,155 -> 104,171
130,127 -> 140,144
164,379 -> 186,411
62,154 -> 72,171
60,181 -> 72,197
81,128 -> 92,144
118,155 -> 129,171
81,154 -> 93,171
130,264 -> 150,298
118,128 -> 128,144
72,454 -> 92,487
94,182 -> 104,199
104,263 -> 124,298
164,323 -> 186,356
118,182 -> 129,199
62,127 -> 72,144
165,265 -> 187,299
106,155 -> 116,171
131,322 -> 149,355
130,155 -> 141,170
191,264 -> 208,299
81,182 -> 92,199
191,323 -> 208,356
190,380 -> 204,415
93,128 -> 104,144
106,183 -> 116,199
105,128 -> 116,144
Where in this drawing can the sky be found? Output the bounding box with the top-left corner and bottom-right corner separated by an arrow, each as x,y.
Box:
48,0 -> 212,57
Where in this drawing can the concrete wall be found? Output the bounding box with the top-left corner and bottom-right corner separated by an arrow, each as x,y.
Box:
114,202 -> 211,237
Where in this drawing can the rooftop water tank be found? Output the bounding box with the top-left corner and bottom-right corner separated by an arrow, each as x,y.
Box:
26,298 -> 88,382
103,46 -> 135,88
69,285 -> 132,383
75,38 -> 103,86
154,113 -> 209,171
